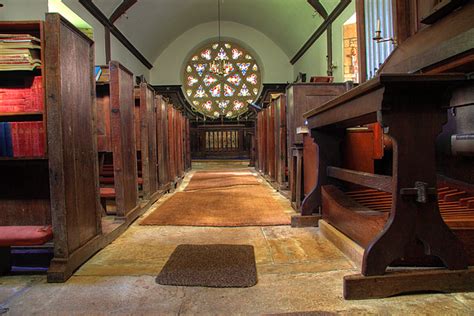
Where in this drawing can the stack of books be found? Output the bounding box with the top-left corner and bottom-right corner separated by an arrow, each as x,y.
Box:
0,121 -> 45,157
0,76 -> 43,113
0,34 -> 41,71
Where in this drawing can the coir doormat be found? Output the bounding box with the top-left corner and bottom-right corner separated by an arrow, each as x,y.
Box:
156,244 -> 257,288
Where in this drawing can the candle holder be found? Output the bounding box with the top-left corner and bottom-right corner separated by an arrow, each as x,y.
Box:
373,19 -> 397,45
373,30 -> 397,45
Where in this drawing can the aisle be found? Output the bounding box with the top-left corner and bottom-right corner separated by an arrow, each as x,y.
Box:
140,168 -> 291,226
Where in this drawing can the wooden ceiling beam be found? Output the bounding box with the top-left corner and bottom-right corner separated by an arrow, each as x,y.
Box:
291,0 -> 352,65
79,0 -> 152,69
110,0 -> 138,24
308,0 -> 328,19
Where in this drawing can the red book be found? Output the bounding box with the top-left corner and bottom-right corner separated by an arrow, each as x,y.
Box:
0,90 -> 31,99
23,122 -> 32,157
37,122 -> 45,157
10,122 -> 20,157
0,105 -> 22,112
32,76 -> 43,112
16,122 -> 26,157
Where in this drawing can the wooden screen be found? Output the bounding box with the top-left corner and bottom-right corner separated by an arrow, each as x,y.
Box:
205,130 -> 239,151
191,124 -> 251,159
45,14 -> 101,277
109,61 -> 138,218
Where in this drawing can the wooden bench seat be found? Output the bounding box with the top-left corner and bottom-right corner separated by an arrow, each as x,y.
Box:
0,225 -> 53,274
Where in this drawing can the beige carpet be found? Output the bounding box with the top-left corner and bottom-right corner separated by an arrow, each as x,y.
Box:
141,171 -> 291,226
184,171 -> 260,191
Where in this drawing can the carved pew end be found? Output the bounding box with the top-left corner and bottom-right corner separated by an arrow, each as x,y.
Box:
343,267 -> 474,300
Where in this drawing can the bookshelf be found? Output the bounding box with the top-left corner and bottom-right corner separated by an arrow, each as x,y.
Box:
0,14 -> 103,282
0,21 -> 47,160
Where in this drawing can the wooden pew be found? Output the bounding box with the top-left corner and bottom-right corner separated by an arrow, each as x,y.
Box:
95,61 -> 140,220
274,95 -> 288,190
304,73 -> 474,298
286,82 -> 351,215
134,83 -> 160,203
155,95 -> 170,191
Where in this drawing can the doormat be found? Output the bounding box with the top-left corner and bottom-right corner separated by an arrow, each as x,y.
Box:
156,244 -> 257,288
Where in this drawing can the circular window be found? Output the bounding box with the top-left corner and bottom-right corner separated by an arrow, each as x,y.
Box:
182,41 -> 262,119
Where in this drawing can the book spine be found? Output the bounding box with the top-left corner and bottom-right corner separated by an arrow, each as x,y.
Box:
17,122 -> 26,157
37,121 -> 45,157
34,76 -> 43,112
4,122 -> 13,157
0,122 -> 5,157
10,122 -> 20,157
23,122 -> 32,157
32,121 -> 40,157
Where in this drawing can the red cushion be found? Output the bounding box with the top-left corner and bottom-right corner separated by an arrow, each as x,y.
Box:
100,178 -> 143,185
0,226 -> 53,247
100,187 -> 116,198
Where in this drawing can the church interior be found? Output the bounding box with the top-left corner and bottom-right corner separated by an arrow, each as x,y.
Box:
0,0 -> 473,314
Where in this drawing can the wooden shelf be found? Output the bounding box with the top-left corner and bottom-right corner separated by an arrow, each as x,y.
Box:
0,156 -> 47,161
0,112 -> 43,116
0,112 -> 44,122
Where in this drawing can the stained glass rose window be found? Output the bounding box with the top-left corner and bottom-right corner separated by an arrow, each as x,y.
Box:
182,42 -> 261,119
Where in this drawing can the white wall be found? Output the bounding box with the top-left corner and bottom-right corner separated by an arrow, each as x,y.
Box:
292,1 -> 355,83
0,0 -> 48,21
63,0 -> 150,80
151,21 -> 292,85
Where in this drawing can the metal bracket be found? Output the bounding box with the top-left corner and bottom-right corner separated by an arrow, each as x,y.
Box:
400,181 -> 437,203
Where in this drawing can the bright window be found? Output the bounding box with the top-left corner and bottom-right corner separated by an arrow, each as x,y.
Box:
182,42 -> 261,119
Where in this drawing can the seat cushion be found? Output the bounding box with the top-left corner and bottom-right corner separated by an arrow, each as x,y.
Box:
100,187 -> 116,198
0,226 -> 53,247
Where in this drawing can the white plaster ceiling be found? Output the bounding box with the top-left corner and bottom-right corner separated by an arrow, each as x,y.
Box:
92,0 -> 337,62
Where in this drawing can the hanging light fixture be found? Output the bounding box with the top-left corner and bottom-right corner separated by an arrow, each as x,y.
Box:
209,0 -> 228,76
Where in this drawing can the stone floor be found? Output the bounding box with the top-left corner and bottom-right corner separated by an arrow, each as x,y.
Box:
1,163 -> 474,315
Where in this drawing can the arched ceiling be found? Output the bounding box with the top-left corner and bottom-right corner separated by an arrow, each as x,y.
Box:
92,0 -> 338,63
